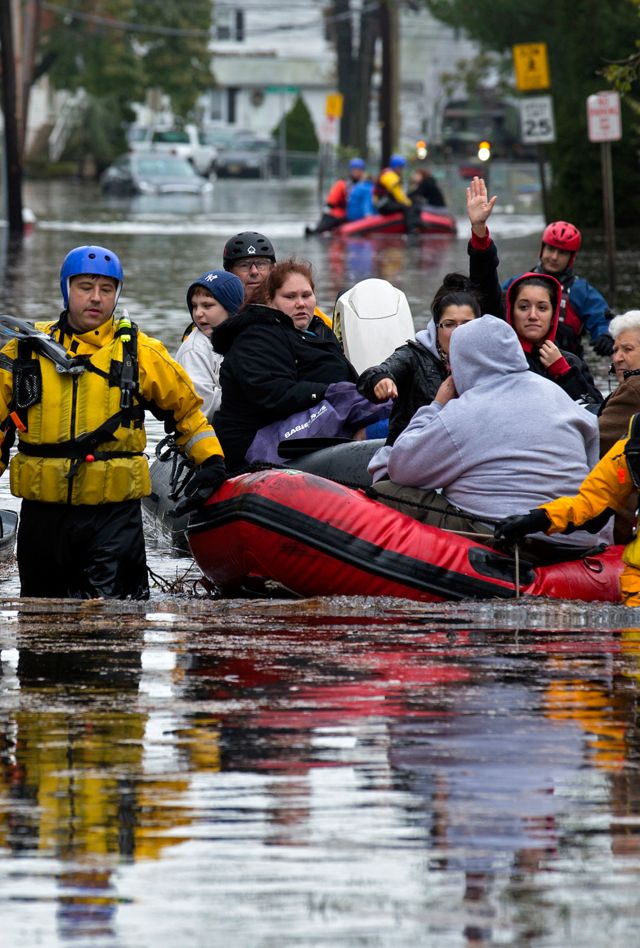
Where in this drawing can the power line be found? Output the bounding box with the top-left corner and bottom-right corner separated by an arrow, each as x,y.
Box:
41,1 -> 385,40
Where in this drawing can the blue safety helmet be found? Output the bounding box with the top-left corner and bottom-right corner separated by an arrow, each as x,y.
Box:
349,157 -> 365,170
59,245 -> 124,309
389,154 -> 406,169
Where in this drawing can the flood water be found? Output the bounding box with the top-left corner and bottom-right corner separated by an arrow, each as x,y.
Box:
1,172 -> 640,945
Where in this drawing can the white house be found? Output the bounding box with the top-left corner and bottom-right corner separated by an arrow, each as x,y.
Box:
23,2 -> 479,160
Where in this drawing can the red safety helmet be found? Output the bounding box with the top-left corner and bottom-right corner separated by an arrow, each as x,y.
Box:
540,221 -> 582,266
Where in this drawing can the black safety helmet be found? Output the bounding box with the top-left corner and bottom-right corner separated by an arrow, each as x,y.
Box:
222,231 -> 276,271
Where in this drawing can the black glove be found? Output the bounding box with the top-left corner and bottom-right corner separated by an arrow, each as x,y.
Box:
593,333 -> 614,357
494,508 -> 551,547
170,455 -> 227,517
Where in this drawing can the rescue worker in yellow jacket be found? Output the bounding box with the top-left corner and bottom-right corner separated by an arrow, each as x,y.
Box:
494,417 -> 640,605
0,244 -> 227,600
374,154 -> 420,233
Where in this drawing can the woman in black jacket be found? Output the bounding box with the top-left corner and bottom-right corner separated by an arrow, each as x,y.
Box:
212,259 -> 357,471
357,274 -> 481,445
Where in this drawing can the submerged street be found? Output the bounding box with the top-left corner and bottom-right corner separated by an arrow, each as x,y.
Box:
0,175 -> 639,945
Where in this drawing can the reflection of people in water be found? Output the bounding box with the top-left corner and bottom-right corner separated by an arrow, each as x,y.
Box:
1,633 -> 207,938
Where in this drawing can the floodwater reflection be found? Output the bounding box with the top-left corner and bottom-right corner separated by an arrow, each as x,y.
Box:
1,597 -> 640,945
0,177 -> 639,945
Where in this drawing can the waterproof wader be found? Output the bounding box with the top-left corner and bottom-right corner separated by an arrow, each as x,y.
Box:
18,498 -> 149,599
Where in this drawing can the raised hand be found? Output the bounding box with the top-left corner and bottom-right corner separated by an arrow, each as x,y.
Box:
466,175 -> 497,237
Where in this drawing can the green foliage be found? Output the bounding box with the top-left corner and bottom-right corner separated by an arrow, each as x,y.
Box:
425,0 -> 640,225
439,49 -> 512,102
133,0 -> 215,119
41,0 -> 145,103
272,96 -> 319,153
37,0 -> 214,170
64,94 -> 130,173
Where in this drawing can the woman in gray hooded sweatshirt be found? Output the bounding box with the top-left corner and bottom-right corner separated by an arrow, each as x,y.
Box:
368,315 -> 612,558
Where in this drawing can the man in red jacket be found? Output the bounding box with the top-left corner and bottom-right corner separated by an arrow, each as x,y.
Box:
305,158 -> 366,235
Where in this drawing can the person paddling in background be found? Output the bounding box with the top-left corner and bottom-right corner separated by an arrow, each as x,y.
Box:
374,154 -> 421,234
175,269 -> 244,421
0,245 -> 228,600
408,166 -> 446,208
466,176 -> 603,410
305,158 -> 368,235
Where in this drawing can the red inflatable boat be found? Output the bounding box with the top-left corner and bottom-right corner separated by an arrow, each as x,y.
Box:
186,469 -> 624,602
332,207 -> 457,237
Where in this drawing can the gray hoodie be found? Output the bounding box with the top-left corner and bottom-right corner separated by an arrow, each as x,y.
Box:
414,321 -> 440,360
370,314 -> 611,549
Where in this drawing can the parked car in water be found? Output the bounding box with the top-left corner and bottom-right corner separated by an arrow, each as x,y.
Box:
201,125 -> 253,153
100,152 -> 214,196
215,135 -> 274,179
126,123 -> 218,176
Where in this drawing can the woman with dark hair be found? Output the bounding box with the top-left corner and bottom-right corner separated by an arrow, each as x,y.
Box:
505,272 -> 602,407
211,258 -> 358,471
357,273 -> 481,445
467,174 -> 602,409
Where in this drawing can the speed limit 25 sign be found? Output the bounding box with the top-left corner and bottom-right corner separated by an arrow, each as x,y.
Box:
519,95 -> 556,144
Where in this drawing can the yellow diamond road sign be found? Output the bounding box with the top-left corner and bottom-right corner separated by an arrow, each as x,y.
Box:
512,43 -> 550,92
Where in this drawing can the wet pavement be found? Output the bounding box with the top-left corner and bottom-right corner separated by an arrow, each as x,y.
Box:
1,596 -> 640,946
0,174 -> 639,945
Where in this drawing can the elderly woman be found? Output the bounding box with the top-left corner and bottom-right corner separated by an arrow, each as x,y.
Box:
600,311 -> 640,451
211,259 -> 358,472
598,311 -> 640,541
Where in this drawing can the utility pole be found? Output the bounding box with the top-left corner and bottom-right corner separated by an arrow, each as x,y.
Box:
0,0 -> 25,234
20,0 -> 42,157
378,0 -> 399,166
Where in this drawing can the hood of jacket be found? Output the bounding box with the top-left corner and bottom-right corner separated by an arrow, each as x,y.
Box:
449,314 -> 528,396
505,271 -> 562,352
414,322 -> 441,361
211,303 -> 281,355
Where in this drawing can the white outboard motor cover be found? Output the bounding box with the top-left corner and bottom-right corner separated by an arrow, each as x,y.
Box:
333,278 -> 415,374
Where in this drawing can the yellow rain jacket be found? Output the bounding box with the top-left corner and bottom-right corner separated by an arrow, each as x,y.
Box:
542,437 -> 636,563
0,315 -> 223,505
376,168 -> 412,207
540,435 -> 640,604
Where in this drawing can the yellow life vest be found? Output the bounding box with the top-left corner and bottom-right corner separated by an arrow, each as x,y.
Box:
8,316 -> 150,505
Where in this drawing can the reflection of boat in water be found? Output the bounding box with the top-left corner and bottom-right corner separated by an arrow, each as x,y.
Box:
186,469 -> 624,603
330,206 -> 457,237
0,509 -> 18,559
